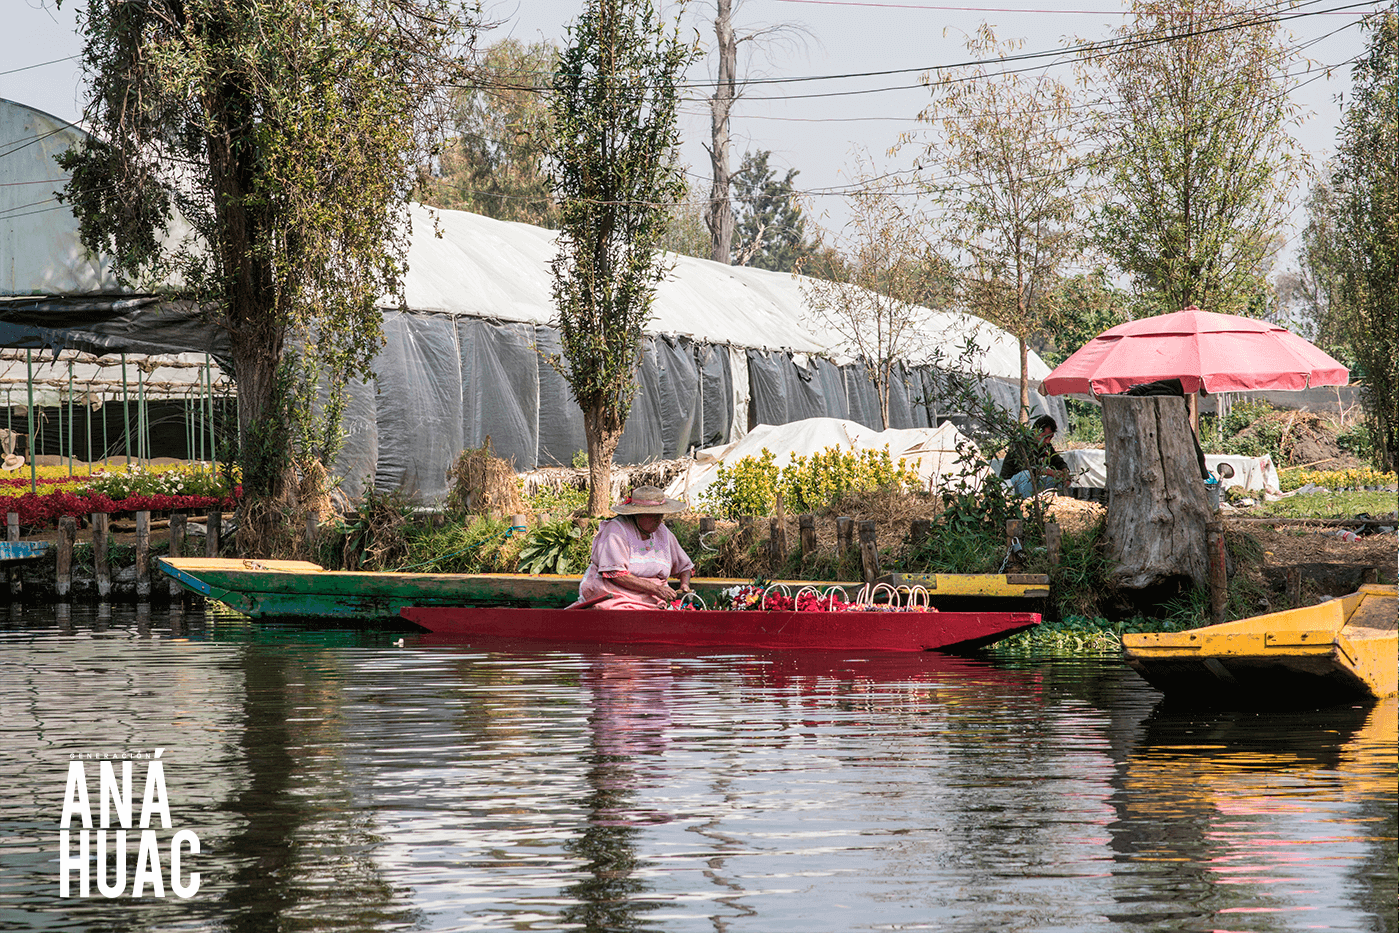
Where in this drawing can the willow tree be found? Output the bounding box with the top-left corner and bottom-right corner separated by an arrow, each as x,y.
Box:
1086,0 -> 1301,316
546,0 -> 693,515
911,25 -> 1083,421
58,0 -> 474,554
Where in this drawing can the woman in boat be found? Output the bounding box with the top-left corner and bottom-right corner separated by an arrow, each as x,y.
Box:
574,485 -> 694,610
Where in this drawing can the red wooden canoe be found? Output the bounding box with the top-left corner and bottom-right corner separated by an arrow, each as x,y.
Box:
398,605 -> 1040,652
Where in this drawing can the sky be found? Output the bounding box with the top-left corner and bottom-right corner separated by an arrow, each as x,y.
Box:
2,0 -> 1383,264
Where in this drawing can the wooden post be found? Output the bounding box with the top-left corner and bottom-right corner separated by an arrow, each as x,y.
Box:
6,511 -> 18,597
773,492 -> 787,561
1285,565 -> 1301,606
305,513 -> 318,551
56,516 -> 76,598
93,512 -> 111,598
738,515 -> 755,546
836,516 -> 854,553
858,520 -> 880,586
169,511 -> 187,599
699,516 -> 716,546
1005,519 -> 1024,571
206,509 -> 222,558
798,514 -> 817,558
1206,520 -> 1228,624
135,510 -> 151,599
909,519 -> 931,549
768,517 -> 782,571
1045,521 -> 1062,570
1360,566 -> 1378,586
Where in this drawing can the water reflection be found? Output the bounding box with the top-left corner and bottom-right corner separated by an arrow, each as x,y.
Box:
560,656 -> 671,932
1109,700 -> 1398,931
0,607 -> 1392,933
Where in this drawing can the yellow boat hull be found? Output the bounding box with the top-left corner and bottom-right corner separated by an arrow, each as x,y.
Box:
1122,584 -> 1397,706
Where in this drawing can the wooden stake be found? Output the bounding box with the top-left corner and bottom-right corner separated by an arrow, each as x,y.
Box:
169,511 -> 187,599
1285,565 -> 1301,607
772,492 -> 788,567
93,512 -> 111,598
6,512 -> 18,597
836,516 -> 854,553
858,520 -> 880,586
1206,520 -> 1228,624
1045,521 -> 1062,570
739,515 -> 755,546
135,510 -> 150,599
1005,518 -> 1024,571
909,519 -> 931,549
56,516 -> 76,598
798,514 -> 817,558
699,516 -> 716,537
206,509 -> 221,558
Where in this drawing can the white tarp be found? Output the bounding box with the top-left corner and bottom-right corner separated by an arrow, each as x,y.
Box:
665,416 -> 984,508
399,205 -> 1046,383
1059,448 -> 1281,493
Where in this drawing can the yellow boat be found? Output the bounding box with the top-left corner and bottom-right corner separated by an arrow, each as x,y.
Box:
1122,584 -> 1397,707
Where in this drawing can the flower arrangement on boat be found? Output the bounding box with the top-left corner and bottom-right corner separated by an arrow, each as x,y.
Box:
673,581 -> 937,612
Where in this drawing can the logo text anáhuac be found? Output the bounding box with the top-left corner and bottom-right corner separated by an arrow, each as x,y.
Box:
59,749 -> 200,898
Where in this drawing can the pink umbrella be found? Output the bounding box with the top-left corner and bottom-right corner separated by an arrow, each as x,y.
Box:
1040,306 -> 1349,397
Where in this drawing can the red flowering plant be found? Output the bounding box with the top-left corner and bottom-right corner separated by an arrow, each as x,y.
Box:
0,465 -> 240,526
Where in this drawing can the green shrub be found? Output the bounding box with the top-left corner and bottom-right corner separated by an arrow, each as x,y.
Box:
1277,466 -> 1398,491
524,482 -> 588,518
517,521 -> 584,574
1335,422 -> 1376,461
699,445 -> 919,518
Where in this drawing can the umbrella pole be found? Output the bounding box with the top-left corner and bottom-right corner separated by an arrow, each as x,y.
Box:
1189,392 -> 1200,437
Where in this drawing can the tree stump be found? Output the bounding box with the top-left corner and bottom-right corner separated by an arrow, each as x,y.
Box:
1103,395 -> 1210,600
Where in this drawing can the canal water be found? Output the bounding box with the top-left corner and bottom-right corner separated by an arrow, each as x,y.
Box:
2,603 -> 1394,933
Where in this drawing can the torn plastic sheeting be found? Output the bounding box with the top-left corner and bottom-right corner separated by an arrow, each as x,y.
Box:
653,335 -> 703,457
697,342 -> 732,449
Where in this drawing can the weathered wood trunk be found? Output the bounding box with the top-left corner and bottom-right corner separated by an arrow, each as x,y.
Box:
1103,395 -> 1210,599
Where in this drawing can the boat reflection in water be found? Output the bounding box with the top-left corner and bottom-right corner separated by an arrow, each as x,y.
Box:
1107,698 -> 1397,929
2,606 -> 1393,932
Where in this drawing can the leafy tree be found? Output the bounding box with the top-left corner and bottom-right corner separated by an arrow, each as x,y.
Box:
546,0 -> 694,515
417,38 -> 559,228
1036,269 -> 1133,368
660,192 -> 714,260
732,150 -> 815,272
57,0 -> 473,555
912,24 -> 1084,421
1303,11 -> 1397,470
1085,0 -> 1301,316
800,176 -> 931,429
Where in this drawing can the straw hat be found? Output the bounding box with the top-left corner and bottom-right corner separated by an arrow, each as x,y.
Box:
1,454 -> 23,471
611,485 -> 686,515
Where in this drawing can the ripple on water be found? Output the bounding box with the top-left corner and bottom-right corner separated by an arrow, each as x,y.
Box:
0,605 -> 1393,932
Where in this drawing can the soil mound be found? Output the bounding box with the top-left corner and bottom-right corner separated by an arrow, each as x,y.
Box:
1232,411 -> 1361,468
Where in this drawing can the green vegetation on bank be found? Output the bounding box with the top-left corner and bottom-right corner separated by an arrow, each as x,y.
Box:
309,428 -> 1395,659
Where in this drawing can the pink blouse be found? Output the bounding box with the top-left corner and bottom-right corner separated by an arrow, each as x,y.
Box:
576,517 -> 694,609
